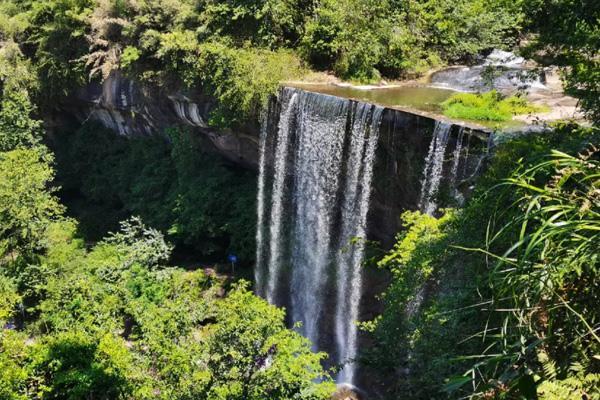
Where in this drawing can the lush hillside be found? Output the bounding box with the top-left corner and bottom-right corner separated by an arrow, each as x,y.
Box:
363,123 -> 600,399
0,1 -> 598,399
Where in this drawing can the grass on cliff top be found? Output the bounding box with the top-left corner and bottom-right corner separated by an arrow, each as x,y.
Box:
442,90 -> 548,122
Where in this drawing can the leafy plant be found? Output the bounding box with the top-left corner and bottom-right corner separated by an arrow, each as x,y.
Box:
442,90 -> 546,121
449,148 -> 600,397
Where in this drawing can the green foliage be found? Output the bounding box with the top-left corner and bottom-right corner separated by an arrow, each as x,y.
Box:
52,123 -> 257,261
25,0 -> 93,103
202,285 -> 336,399
538,370 -> 600,400
30,331 -> 134,399
198,0 -> 312,48
366,124 -> 599,399
414,0 -> 523,60
301,0 -> 390,82
103,217 -> 173,269
523,0 -> 600,123
192,43 -> 304,127
451,148 -> 600,398
300,0 -> 523,82
1,217 -> 334,399
166,128 -> 257,259
0,274 -> 20,324
442,90 -> 546,121
0,331 -> 32,400
0,149 -> 63,262
0,41 -> 43,152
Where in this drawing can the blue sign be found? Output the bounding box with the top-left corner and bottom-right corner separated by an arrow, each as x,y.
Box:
228,254 -> 238,264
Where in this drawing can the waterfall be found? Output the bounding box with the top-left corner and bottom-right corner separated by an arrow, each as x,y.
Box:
335,105 -> 383,383
265,92 -> 298,304
449,127 -> 465,205
254,111 -> 269,297
256,87 -> 383,385
289,92 -> 349,346
449,127 -> 465,185
418,121 -> 451,215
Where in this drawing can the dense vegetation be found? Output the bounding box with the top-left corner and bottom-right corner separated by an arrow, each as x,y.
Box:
52,124 -> 257,262
3,0 -> 596,126
0,0 -> 598,399
364,124 -> 600,399
0,0 -> 597,125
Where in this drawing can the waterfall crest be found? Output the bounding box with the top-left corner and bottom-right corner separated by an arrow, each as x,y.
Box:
256,88 -> 383,385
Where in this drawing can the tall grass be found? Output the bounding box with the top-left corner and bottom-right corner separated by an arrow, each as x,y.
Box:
450,148 -> 600,398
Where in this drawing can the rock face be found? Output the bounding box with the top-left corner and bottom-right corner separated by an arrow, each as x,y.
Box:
64,72 -> 260,168
372,109 -> 490,246
62,76 -> 491,247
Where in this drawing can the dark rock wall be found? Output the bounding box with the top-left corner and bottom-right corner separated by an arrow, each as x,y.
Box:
372,109 -> 490,247
59,78 -> 491,247
62,72 -> 260,168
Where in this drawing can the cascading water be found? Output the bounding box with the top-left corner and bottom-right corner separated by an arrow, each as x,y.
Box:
289,92 -> 350,347
254,111 -> 269,297
255,87 -> 491,388
256,87 -> 383,385
334,105 -> 382,383
265,93 -> 298,304
449,127 -> 466,205
418,121 -> 452,215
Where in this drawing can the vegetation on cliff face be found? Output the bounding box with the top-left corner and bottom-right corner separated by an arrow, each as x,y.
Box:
0,1 -> 598,399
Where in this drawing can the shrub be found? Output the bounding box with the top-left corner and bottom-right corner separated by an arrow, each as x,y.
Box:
442,90 -> 546,121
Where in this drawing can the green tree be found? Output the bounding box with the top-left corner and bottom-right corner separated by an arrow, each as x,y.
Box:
198,0 -> 312,48
301,0 -> 391,82
0,42 -> 43,152
202,285 -> 336,400
0,149 -> 63,262
8,216 -> 335,399
524,0 -> 600,122
25,0 -> 93,103
0,274 -> 20,324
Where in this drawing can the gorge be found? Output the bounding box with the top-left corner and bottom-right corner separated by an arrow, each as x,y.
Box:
65,76 -> 493,389
2,1 -> 597,398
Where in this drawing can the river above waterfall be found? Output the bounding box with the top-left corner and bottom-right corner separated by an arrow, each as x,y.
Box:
288,83 -> 454,112
287,82 -> 531,131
